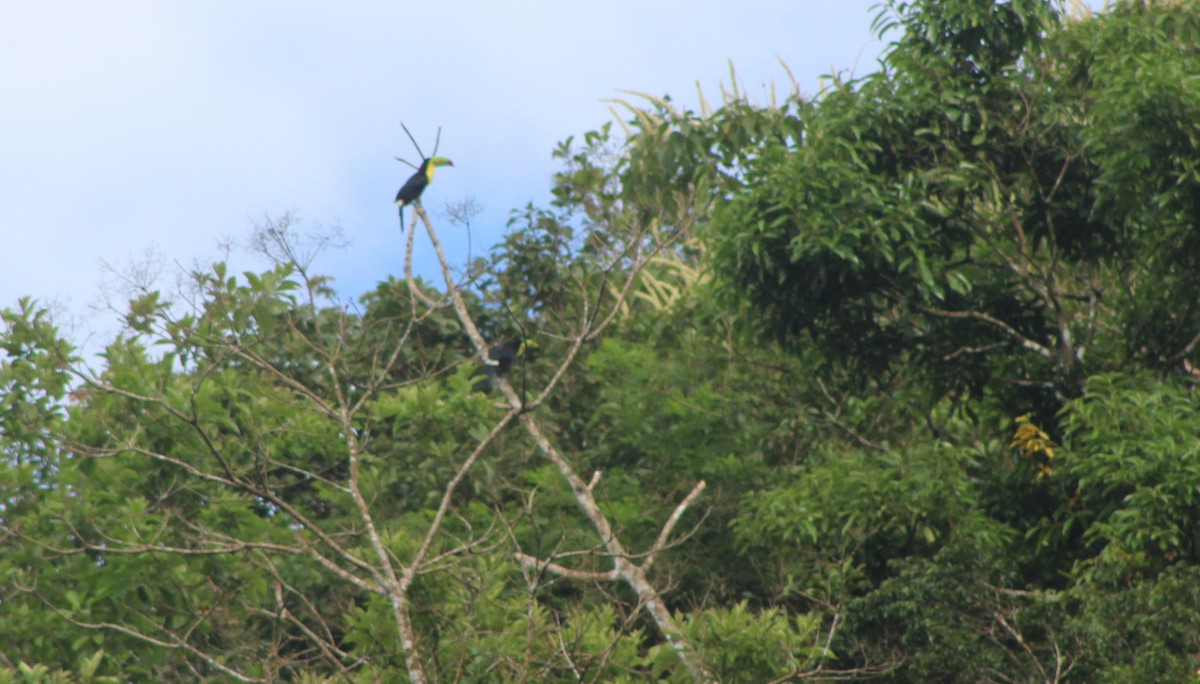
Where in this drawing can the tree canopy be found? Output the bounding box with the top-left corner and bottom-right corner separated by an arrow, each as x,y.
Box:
4,1 -> 1200,681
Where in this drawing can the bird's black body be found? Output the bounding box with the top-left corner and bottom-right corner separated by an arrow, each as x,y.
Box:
395,159 -> 432,207
473,340 -> 531,394
394,155 -> 452,229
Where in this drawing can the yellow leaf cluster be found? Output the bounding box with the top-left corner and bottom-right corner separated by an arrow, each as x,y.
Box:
1010,413 -> 1056,479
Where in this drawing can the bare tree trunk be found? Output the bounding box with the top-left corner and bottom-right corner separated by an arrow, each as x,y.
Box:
416,206 -> 713,681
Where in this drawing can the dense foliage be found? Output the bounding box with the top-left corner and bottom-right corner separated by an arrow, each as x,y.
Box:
4,1 -> 1200,681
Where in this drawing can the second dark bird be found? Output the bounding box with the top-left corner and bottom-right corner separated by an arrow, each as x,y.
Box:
473,339 -> 535,394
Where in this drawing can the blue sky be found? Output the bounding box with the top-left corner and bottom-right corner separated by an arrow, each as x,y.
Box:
1,1 -> 895,347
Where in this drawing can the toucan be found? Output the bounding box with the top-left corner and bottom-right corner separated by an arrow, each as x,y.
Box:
395,156 -> 453,228
473,339 -> 535,394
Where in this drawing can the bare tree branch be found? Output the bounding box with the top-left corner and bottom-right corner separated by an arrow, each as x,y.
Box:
642,481 -> 706,573
415,205 -> 713,681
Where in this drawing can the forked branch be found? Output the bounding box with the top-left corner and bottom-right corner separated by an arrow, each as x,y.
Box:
414,205 -> 712,682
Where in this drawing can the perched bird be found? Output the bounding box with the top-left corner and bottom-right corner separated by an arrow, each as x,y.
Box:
473,339 -> 535,394
395,156 -> 454,227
